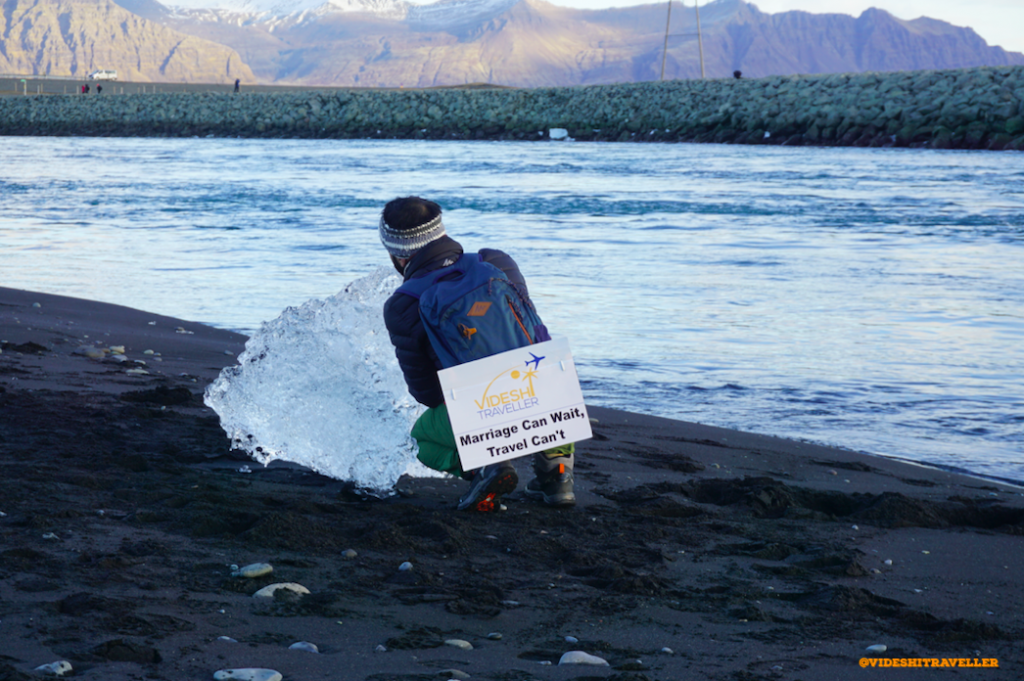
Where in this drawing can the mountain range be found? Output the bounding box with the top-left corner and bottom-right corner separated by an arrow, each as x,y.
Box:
2,0 -> 1022,87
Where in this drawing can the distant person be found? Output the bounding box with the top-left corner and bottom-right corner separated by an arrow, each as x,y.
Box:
84,83 -> 90,94
81,84 -> 87,94
234,79 -> 240,94
96,84 -> 102,94
379,196 -> 577,512
733,70 -> 742,79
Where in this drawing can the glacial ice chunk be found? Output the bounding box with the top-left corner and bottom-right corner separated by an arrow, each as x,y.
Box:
204,267 -> 429,492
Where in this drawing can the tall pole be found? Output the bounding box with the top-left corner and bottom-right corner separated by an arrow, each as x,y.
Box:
695,0 -> 705,79
660,0 -> 673,81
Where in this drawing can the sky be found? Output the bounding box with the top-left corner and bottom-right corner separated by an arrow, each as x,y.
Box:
525,0 -> 1024,54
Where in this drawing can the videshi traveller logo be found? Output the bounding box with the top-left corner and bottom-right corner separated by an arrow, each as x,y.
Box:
472,351 -> 546,419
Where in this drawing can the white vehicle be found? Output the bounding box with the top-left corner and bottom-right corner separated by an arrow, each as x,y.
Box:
87,69 -> 118,81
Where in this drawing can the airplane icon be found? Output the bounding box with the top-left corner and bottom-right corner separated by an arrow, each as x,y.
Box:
525,352 -> 544,370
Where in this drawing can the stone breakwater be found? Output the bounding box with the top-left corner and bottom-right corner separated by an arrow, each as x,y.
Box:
2,66 -> 1023,149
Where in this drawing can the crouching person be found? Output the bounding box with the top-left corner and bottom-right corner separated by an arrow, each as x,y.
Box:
379,196 -> 576,512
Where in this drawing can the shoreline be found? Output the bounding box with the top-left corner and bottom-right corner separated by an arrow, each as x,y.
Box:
2,66 -> 1023,150
1,286 -> 1022,680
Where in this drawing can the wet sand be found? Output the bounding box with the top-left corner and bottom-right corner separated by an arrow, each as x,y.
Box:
1,286 -> 1022,680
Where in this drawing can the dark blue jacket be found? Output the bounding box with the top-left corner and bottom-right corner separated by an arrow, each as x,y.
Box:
383,235 -> 529,408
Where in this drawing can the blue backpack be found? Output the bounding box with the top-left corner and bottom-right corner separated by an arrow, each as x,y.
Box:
397,252 -> 550,369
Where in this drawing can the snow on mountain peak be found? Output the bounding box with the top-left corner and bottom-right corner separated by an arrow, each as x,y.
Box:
164,0 -> 520,22
408,0 -> 519,26
165,0 -> 410,18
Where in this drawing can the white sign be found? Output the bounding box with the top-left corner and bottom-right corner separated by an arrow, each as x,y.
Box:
438,337 -> 591,471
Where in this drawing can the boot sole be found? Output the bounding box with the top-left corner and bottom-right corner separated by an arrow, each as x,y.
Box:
523,487 -> 576,507
460,468 -> 518,512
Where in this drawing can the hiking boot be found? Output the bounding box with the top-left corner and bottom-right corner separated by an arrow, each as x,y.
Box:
524,461 -> 576,507
457,462 -> 518,512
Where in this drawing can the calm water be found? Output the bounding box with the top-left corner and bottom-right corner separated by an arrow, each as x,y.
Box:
1,136 -> 1022,482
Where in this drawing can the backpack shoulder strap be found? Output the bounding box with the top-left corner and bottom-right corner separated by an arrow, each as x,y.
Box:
395,254 -> 470,300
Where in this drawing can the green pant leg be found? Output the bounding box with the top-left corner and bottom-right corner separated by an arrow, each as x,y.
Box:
544,443 -> 575,457
533,442 -> 574,474
410,404 -> 464,477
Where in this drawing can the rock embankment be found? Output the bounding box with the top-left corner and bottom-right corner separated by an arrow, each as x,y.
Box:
2,66 -> 1022,149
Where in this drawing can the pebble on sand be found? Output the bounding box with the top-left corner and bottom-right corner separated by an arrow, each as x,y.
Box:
213,669 -> 283,681
866,644 -> 888,653
75,346 -> 106,359
445,639 -> 473,650
399,561 -> 413,571
288,641 -> 319,653
252,582 -> 310,598
34,661 -> 72,676
487,632 -> 502,640
342,549 -> 358,559
558,651 -> 609,666
440,670 -> 471,680
232,562 -> 273,578
564,636 -> 579,643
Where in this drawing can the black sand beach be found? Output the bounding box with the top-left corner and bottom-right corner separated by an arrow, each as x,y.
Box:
1,286 -> 1022,680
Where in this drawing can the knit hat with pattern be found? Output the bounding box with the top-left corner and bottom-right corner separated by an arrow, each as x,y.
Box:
379,211 -> 447,258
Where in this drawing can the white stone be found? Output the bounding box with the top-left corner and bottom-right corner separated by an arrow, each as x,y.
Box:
549,128 -> 569,140
342,549 -> 357,559
252,582 -> 310,598
487,632 -> 502,640
232,562 -> 273,578
34,661 -> 72,676
32,302 -> 42,308
213,669 -> 282,681
217,636 -> 238,642
884,559 -> 893,566
144,349 -> 155,355
866,644 -> 887,653
109,346 -> 125,355
75,346 -> 106,359
440,670 -> 471,680
126,368 -> 149,375
564,636 -> 578,643
399,561 -> 413,571
289,641 -> 319,653
558,651 -> 608,666
445,639 -> 473,650
375,644 -> 387,652
661,647 -> 674,654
